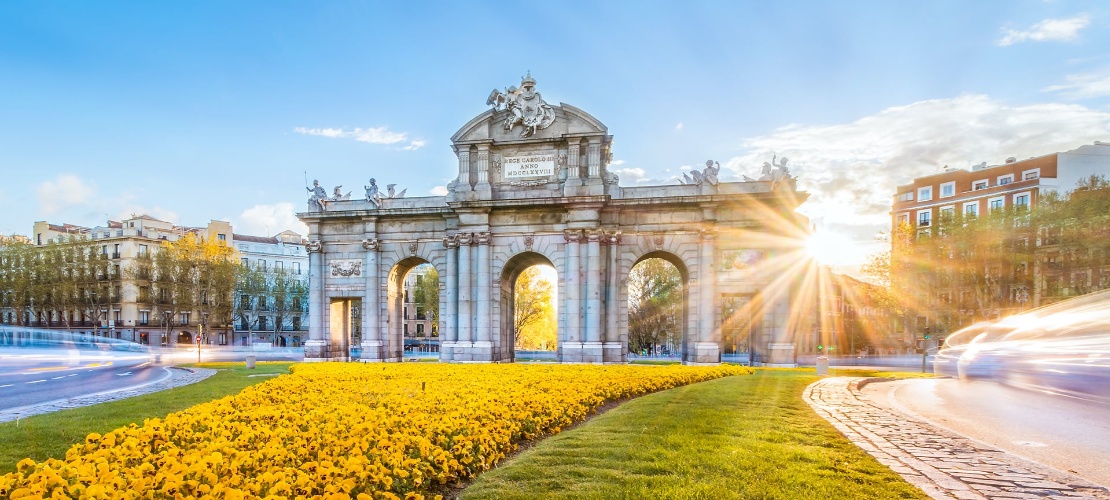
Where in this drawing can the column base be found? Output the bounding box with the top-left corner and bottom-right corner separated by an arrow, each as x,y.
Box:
684,342 -> 721,365
561,341 -> 604,363
445,341 -> 497,362
765,342 -> 797,367
603,342 -> 625,363
358,341 -> 385,362
304,340 -> 328,361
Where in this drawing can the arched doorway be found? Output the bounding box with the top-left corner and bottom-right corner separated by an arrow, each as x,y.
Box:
386,257 -> 438,362
499,252 -> 558,362
627,252 -> 688,361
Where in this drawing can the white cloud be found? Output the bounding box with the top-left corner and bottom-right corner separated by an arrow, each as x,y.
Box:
724,94 -> 1110,232
114,206 -> 179,225
401,139 -> 427,151
675,122 -> 684,131
430,185 -> 448,196
37,174 -> 94,217
294,126 -> 418,148
610,167 -> 650,183
1044,70 -> 1110,99
610,159 -> 626,166
235,202 -> 309,237
997,15 -> 1089,46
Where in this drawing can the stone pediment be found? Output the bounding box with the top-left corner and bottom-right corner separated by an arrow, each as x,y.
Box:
450,103 -> 608,145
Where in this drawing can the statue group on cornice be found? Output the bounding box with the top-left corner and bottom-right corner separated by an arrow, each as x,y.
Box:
486,72 -> 556,138
304,177 -> 407,212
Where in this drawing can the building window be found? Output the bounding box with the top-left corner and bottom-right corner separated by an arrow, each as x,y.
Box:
276,261 -> 283,270
964,202 -> 978,217
917,210 -> 931,227
973,180 -> 988,190
1014,193 -> 1030,209
988,196 -> 1005,212
139,310 -> 149,326
258,259 -> 267,270
180,312 -> 190,326
939,182 -> 955,198
997,174 -> 1013,186
293,262 -> 301,274
917,186 -> 932,202
938,206 -> 955,221
242,258 -> 249,266
259,316 -> 267,330
896,191 -> 914,202
1023,169 -> 1040,180
896,213 -> 910,226
138,244 -> 148,256
218,233 -> 226,241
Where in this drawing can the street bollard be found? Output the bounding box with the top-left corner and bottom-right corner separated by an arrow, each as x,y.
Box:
816,356 -> 829,375
245,354 -> 256,369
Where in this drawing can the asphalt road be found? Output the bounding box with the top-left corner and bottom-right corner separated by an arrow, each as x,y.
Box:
862,377 -> 1110,488
0,348 -> 165,411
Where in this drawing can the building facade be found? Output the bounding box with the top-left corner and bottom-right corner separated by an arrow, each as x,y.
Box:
1,215 -> 308,347
891,142 -> 1110,336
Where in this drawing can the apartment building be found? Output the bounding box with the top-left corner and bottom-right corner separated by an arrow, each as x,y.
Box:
7,215 -> 307,347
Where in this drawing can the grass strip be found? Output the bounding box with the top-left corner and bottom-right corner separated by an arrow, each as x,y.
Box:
0,362 -> 292,473
463,369 -> 929,499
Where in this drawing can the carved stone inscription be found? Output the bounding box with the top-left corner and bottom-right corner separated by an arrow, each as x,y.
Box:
503,154 -> 555,178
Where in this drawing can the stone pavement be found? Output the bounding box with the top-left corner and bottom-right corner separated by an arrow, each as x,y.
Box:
804,377 -> 1110,500
0,366 -> 216,424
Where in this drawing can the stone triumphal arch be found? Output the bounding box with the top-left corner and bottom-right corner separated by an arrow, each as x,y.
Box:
298,75 -> 808,365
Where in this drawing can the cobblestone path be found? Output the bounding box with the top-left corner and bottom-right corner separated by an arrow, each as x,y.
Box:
805,377 -> 1110,500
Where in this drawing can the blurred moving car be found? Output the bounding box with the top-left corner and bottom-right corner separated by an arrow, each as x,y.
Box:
934,290 -> 1110,405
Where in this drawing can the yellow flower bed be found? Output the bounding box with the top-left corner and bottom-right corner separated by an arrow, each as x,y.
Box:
1,363 -> 748,499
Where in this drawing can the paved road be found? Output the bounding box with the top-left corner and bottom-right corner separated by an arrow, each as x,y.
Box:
862,377 -> 1110,489
806,377 -> 1110,499
0,349 -> 162,410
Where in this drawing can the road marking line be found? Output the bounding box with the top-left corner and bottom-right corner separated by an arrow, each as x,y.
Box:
0,384 -> 12,388
52,376 -> 67,380
27,380 -> 46,384
116,372 -> 131,377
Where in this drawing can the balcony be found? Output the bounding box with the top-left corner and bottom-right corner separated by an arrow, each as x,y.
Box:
111,253 -> 121,259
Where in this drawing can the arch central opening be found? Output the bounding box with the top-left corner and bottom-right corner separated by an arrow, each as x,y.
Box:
627,254 -> 687,361
384,258 -> 438,362
499,252 -> 557,362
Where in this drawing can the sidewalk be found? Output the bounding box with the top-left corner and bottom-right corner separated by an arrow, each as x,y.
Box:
0,366 -> 216,423
804,377 -> 1110,500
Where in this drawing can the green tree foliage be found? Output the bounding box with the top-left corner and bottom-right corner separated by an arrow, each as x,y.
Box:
412,265 -> 439,335
627,258 -> 682,354
514,265 -> 556,350
0,235 -> 114,330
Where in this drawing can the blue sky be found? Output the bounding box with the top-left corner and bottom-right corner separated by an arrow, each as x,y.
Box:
2,1 -> 1109,271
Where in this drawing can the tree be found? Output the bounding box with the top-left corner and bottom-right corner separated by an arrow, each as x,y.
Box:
627,258 -> 682,354
412,265 -> 439,336
514,265 -> 556,350
234,263 -> 268,344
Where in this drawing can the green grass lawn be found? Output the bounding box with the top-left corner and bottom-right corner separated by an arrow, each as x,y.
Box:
463,369 -> 929,499
0,362 -> 292,473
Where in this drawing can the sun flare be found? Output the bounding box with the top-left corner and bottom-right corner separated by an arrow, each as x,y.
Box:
804,229 -> 862,267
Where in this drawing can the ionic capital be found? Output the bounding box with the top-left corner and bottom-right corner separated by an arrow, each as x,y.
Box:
443,234 -> 459,249
306,240 -> 323,253
564,229 -> 583,243
476,231 -> 492,245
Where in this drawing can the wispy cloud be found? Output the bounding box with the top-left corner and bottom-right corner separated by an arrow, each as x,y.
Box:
294,126 -> 425,150
1044,70 -> 1110,99
37,174 -> 94,217
236,202 -> 308,237
675,122 -> 684,131
723,95 -> 1110,232
430,185 -> 448,196
997,15 -> 1089,46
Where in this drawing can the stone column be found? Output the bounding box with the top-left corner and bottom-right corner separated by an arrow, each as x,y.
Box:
442,235 -> 459,355
304,240 -> 327,361
584,229 -> 602,361
566,142 -> 581,184
563,229 -> 583,360
359,238 -> 381,362
587,139 -> 601,179
475,145 -> 491,198
475,232 -> 492,348
694,229 -> 720,364
456,149 -> 472,191
457,233 -> 473,347
604,231 -> 622,362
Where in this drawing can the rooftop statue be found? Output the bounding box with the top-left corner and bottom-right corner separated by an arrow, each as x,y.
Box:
306,179 -> 328,212
365,178 -> 382,209
678,160 -> 721,187
486,72 -> 556,138
331,185 -> 351,201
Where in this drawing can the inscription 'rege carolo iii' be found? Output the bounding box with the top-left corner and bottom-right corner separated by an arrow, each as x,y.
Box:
329,259 -> 363,277
503,154 -> 555,179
